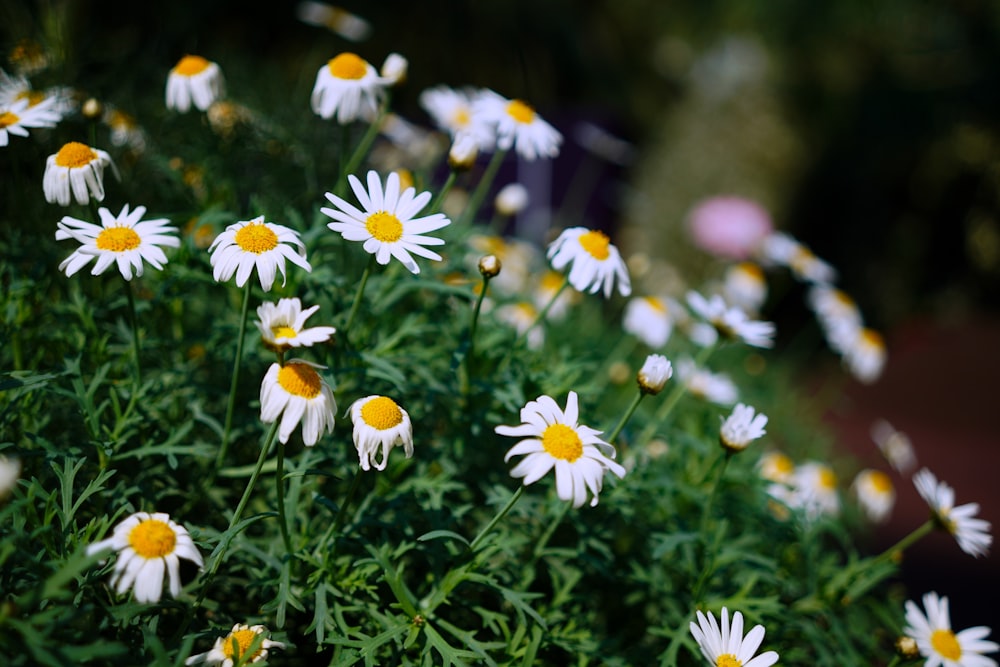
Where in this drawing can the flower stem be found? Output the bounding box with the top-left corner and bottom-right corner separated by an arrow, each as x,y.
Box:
607,391 -> 644,446
532,500 -> 571,560
691,451 -> 732,604
874,519 -> 935,564
458,148 -> 507,227
430,170 -> 457,215
217,280 -> 253,469
637,342 -> 716,444
522,276 -> 569,338
343,254 -> 375,336
123,277 -> 142,384
317,467 -> 365,560
275,441 -> 293,557
461,271 -> 493,396
470,486 -> 525,551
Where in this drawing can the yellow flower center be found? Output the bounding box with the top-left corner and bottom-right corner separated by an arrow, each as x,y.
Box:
736,262 -> 764,281
540,270 -> 564,291
328,52 -> 368,80
128,519 -> 177,559
234,222 -> 279,254
360,396 -> 404,430
868,470 -> 892,494
277,363 -> 322,398
578,230 -> 611,260
0,111 -> 19,128
931,629 -> 962,660
271,325 -> 298,339
506,99 -> 536,124
833,289 -> 856,308
221,628 -> 262,660
55,142 -> 98,168
96,227 -> 142,252
174,55 -> 211,76
645,296 -> 667,313
365,211 -> 403,243
541,423 -> 583,462
395,169 -> 414,191
819,467 -> 838,490
716,655 -> 742,667
452,107 -> 471,127
861,328 -> 884,349
773,455 -> 794,475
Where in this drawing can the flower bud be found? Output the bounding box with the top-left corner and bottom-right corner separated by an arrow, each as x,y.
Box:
637,354 -> 672,395
895,636 -> 919,659
448,133 -> 478,171
478,254 -> 501,278
82,98 -> 103,119
381,53 -> 408,85
494,183 -> 529,216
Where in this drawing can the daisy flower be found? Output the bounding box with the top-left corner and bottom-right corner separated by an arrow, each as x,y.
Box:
311,52 -> 387,123
295,2 -> 372,42
380,53 -> 407,85
448,131 -> 479,170
719,403 -> 768,452
792,461 -> 841,520
166,55 -> 225,112
0,456 -> 21,497
473,90 -> 562,160
495,391 -> 626,508
758,450 -> 795,485
349,395 -> 414,471
637,354 -> 672,395
689,607 -> 779,667
547,226 -> 631,298
321,170 -> 451,274
56,204 -> 180,280
185,623 -> 285,666
871,419 -> 917,474
260,360 -> 337,446
102,106 -> 147,152
722,262 -> 768,314
0,96 -> 61,146
623,296 -> 674,348
675,358 -> 738,405
43,141 -> 115,206
904,592 -> 998,667
533,269 -> 579,321
686,291 -> 775,348
255,298 -> 336,353
496,302 -> 545,350
851,469 -> 895,523
914,468 -> 992,558
87,512 -> 204,604
838,326 -> 887,384
808,285 -> 862,335
208,216 -> 312,292
495,182 -> 529,217
419,85 -> 495,149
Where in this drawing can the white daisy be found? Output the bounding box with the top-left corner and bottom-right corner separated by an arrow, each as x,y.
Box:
260,360 -> 337,446
102,106 -> 147,152
722,262 -> 768,314
473,90 -> 562,160
904,592 -> 999,667
321,170 -> 451,274
0,456 -> 21,497
295,2 -> 372,42
686,291 -> 775,348
547,226 -> 631,298
756,232 -> 836,284
419,85 -> 495,149
689,607 -> 779,667
349,395 -> 414,471
719,403 -> 768,452
255,298 -> 336,352
380,52 -> 407,85
637,354 -> 672,395
838,326 -> 887,384
914,468 -> 992,558
87,512 -> 204,604
808,285 -> 862,335
495,391 -> 626,508
166,55 -> 225,113
43,141 -> 115,206
758,450 -> 795,485
0,96 -> 61,146
623,296 -> 674,349
871,419 -> 917,474
532,269 -> 579,321
208,216 -> 312,292
675,358 -> 738,405
791,461 -> 841,520
448,131 -> 479,170
56,204 -> 180,280
851,469 -> 895,523
311,52 -> 387,123
185,623 -> 285,666
494,182 -> 529,217
495,302 -> 545,350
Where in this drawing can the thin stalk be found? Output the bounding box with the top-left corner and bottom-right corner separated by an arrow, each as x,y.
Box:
275,442 -> 293,556
429,170 -> 457,215
523,276 -> 569,337
461,271 -> 493,396
470,486 -> 525,551
531,501 -> 570,561
316,467 -> 365,563
123,278 -> 142,384
874,519 -> 934,564
691,451 -> 732,604
607,391 -> 644,446
458,148 -> 507,227
217,280 -> 253,469
343,254 -> 375,336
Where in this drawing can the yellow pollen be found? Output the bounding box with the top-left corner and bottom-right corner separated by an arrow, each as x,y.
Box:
277,363 -> 322,398
540,271 -> 564,290
173,55 -> 211,76
271,325 -> 298,340
96,227 -> 142,252
833,289 -> 856,308
861,328 -> 884,349
221,628 -> 262,661
736,262 -> 764,281
819,467 -> 838,490
773,455 -> 794,474
578,230 -> 611,260
868,470 -> 892,494
506,99 -> 536,124
328,52 -> 368,80
452,108 -> 471,127
541,423 -> 583,462
234,222 -> 279,254
645,296 -> 667,313
931,629 -> 962,660
128,519 -> 177,559
360,396 -> 404,430
395,169 -> 414,191
0,111 -> 19,128
365,211 -> 403,243
716,655 -> 742,667
15,90 -> 46,106
55,142 -> 98,168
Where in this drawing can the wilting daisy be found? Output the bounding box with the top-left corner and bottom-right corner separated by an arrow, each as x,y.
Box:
311,52 -> 387,123
43,141 -> 115,206
871,419 -> 917,474
322,170 -> 451,274
686,291 -> 775,348
719,403 -> 768,452
185,623 -> 285,666
87,512 -> 204,604
255,298 -> 336,353
914,468 -> 992,558
349,395 -> 414,471
419,85 -> 495,148
851,469 -> 895,523
722,262 -> 768,314
208,216 -> 311,292
495,302 -> 545,350
0,96 -> 61,146
689,607 -> 779,667
623,296 -> 674,349
547,226 -> 631,298
260,360 -> 336,446
56,204 -> 179,280
166,55 -> 225,112
474,90 -> 562,160
637,354 -> 672,395
904,592 -> 998,667
496,391 -> 626,508
675,358 -> 738,405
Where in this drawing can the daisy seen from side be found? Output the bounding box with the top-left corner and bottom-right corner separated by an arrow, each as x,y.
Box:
719,403 -> 768,453
43,141 -> 115,206
851,469 -> 895,523
914,468 -> 992,558
689,606 -> 779,667
686,290 -> 775,348
547,226 -> 631,299
208,216 -> 311,292
623,296 -> 674,348
311,52 -> 387,123
473,90 -> 562,160
349,395 -> 414,471
903,592 -> 998,667
260,360 -> 336,446
637,354 -> 673,395
419,85 -> 495,149
675,358 -> 739,405
185,623 -> 285,666
871,419 -> 917,474
0,96 -> 61,146
166,55 -> 225,112
255,297 -> 336,354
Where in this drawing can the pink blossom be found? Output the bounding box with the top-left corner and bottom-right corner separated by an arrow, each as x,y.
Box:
687,196 -> 774,260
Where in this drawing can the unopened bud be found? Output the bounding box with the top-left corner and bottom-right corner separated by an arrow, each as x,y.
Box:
381,53 -> 408,85
478,254 -> 501,278
82,98 -> 103,119
494,183 -> 529,216
448,133 -> 478,171
637,354 -> 673,395
895,636 -> 919,659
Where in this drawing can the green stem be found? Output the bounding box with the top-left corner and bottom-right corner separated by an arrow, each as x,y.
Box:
607,391 -> 644,446
275,441 -> 293,557
532,501 -> 571,561
458,148 -> 507,227
470,486 -> 525,551
874,519 -> 935,564
430,170 -> 457,215
691,451 -> 732,604
218,280 -> 253,469
343,254 -> 375,336
461,271 -> 493,396
123,277 -> 142,384
317,467 -> 366,562
523,276 -> 569,337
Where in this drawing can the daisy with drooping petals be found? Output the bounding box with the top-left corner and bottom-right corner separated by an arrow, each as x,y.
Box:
255,298 -> 336,353
0,96 -> 61,146
349,395 -> 414,471
689,607 -> 779,667
719,403 -> 768,452
166,55 -> 225,112
623,296 -> 674,348
686,290 -> 775,348
56,204 -> 180,280
322,170 -> 451,274
311,52 -> 387,123
496,391 -> 626,508
208,216 -> 311,292
185,623 -> 285,666
914,468 -> 992,558
904,592 -> 998,667
87,512 -> 204,604
547,227 -> 631,298
474,90 -> 562,160
43,141 -> 115,206
260,360 -> 336,446
852,469 -> 895,523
